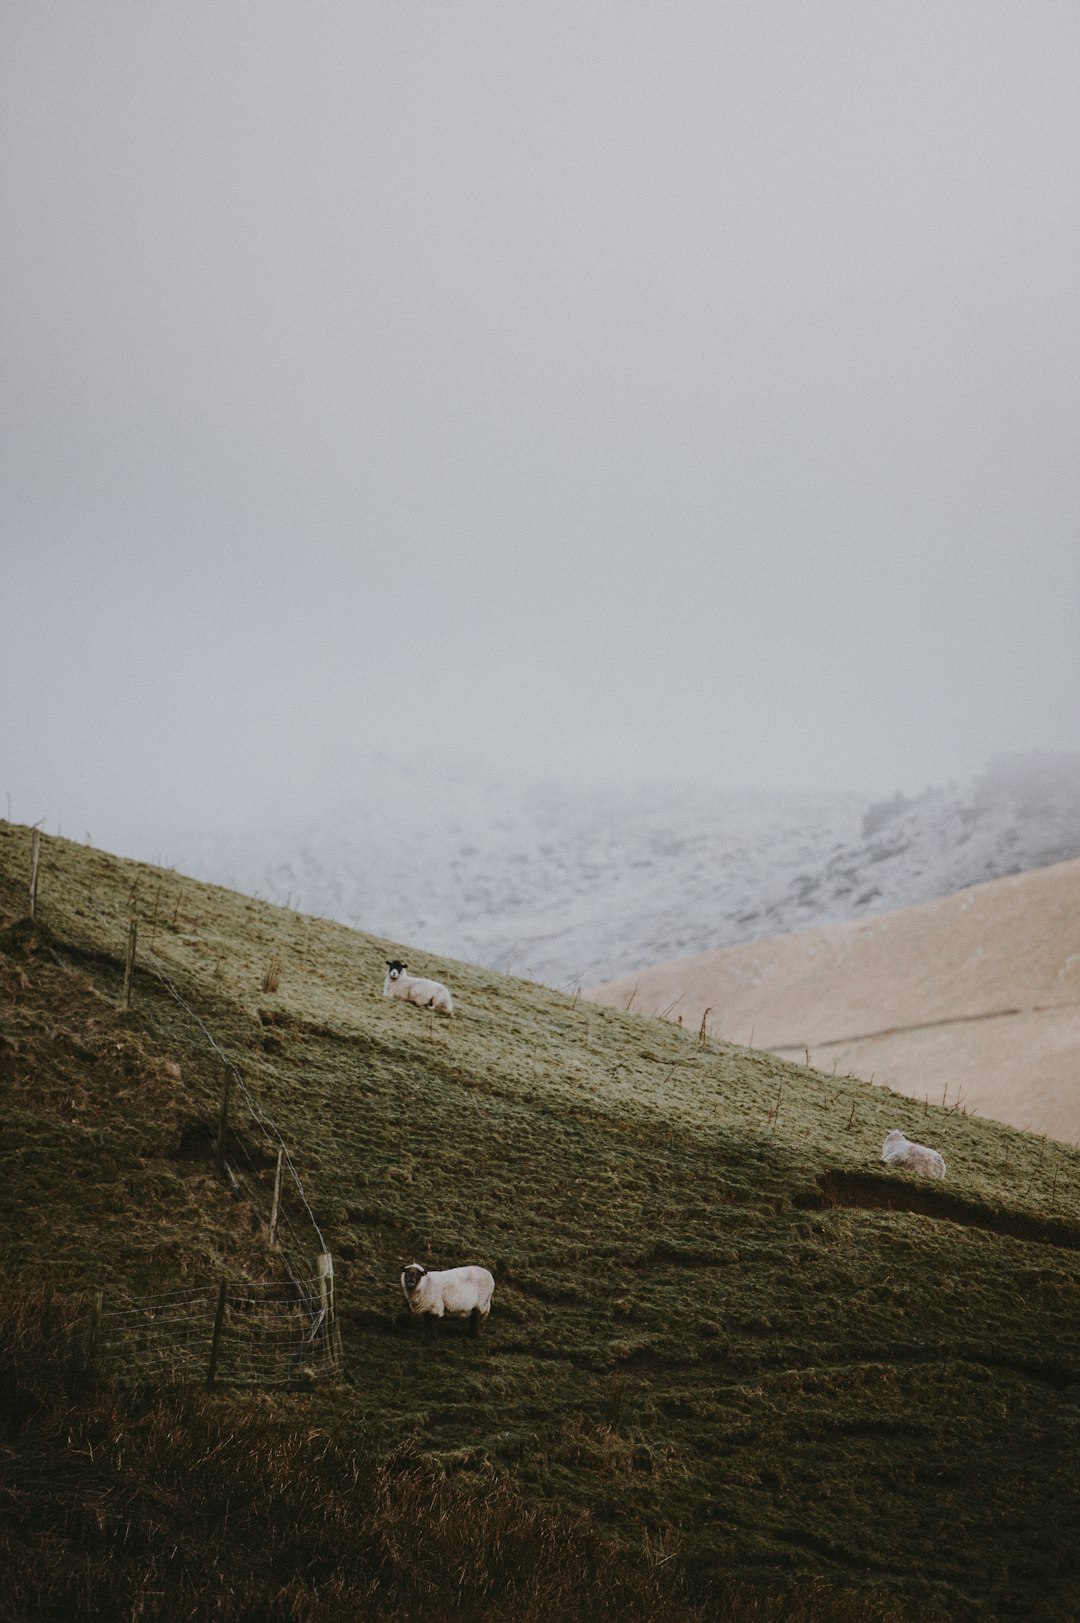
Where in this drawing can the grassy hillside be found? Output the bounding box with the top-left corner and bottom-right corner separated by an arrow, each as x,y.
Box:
589,858 -> 1080,1145
2,821 -> 1080,1621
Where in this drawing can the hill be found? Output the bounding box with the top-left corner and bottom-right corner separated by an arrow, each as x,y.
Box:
157,751 -> 1080,987
2,820 -> 1080,1620
588,859 -> 1080,1147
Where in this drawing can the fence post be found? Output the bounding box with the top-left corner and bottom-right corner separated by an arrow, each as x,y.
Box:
28,829 -> 41,919
89,1289 -> 104,1366
268,1148 -> 284,1249
317,1253 -> 339,1370
216,1072 -> 233,1176
206,1279 -> 229,1388
122,920 -> 137,1009
75,1288 -> 104,1384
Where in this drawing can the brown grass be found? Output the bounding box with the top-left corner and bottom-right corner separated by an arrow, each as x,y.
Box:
0,1286 -> 910,1623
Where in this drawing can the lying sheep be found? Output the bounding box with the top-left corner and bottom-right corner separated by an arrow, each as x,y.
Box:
881,1128 -> 946,1179
383,959 -> 454,1016
401,1263 -> 494,1335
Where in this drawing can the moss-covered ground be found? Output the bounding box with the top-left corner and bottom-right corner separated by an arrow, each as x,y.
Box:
2,821 -> 1079,1620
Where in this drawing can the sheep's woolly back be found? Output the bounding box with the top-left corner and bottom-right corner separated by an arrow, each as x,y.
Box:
384,963 -> 454,1016
401,1263 -> 495,1319
881,1129 -> 946,1180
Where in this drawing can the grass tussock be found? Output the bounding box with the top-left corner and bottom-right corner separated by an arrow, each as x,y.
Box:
0,1289 -> 910,1623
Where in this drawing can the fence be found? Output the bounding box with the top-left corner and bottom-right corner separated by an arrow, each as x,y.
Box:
112,952 -> 344,1385
83,1261 -> 341,1389
20,842 -> 343,1387
141,946 -> 328,1288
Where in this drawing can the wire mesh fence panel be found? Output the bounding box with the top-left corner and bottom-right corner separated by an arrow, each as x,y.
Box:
220,1279 -> 331,1387
90,1274 -> 339,1388
97,1288 -> 219,1383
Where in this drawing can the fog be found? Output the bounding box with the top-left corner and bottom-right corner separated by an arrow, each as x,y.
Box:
2,4 -> 1079,853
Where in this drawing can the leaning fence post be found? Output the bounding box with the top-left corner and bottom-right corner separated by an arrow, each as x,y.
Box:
317,1253 -> 339,1369
76,1288 -> 104,1383
216,1071 -> 233,1176
28,829 -> 41,919
206,1279 -> 229,1388
268,1148 -> 284,1249
121,920 -> 137,1009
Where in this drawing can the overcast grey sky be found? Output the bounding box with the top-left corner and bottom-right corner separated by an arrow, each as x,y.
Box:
2,3 -> 1079,850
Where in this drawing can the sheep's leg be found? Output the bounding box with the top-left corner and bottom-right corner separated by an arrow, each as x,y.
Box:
469,1307 -> 487,1337
423,1314 -> 439,1341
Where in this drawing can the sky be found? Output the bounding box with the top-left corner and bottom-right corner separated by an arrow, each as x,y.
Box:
2,2 -> 1079,852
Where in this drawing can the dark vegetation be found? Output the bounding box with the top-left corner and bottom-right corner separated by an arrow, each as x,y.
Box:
2,822 -> 1079,1620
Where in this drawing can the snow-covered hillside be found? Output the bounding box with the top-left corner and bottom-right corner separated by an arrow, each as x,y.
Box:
159,753 -> 1080,989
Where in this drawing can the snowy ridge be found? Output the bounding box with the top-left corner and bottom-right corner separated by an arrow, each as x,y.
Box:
161,753 -> 1080,990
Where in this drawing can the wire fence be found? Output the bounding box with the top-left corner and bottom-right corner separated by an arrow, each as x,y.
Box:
141,945 -> 327,1289
22,876 -> 345,1387
87,1271 -> 340,1389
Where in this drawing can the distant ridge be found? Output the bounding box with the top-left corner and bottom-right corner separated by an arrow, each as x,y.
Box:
588,856 -> 1080,1145
163,752 -> 1080,988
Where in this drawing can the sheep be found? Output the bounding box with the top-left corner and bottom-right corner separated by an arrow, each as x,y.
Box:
881,1128 -> 946,1179
400,1263 -> 494,1336
383,959 -> 454,1016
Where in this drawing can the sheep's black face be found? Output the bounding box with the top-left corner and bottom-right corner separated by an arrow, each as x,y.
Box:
386,960 -> 405,981
402,1265 -> 426,1292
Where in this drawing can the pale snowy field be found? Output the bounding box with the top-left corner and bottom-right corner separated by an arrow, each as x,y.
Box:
157,753 -> 1080,989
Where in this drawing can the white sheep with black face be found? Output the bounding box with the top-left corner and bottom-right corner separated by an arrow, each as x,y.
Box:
383,959 -> 454,1016
881,1129 -> 946,1179
400,1263 -> 494,1335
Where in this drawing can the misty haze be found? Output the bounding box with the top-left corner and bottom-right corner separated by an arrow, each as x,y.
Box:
159,750 -> 1080,990
3,4 -> 1079,848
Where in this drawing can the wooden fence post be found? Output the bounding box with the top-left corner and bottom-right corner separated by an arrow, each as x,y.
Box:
75,1289 -> 104,1383
28,830 -> 41,919
122,920 -> 137,1009
206,1279 -> 229,1389
89,1289 -> 104,1367
268,1148 -> 284,1249
216,1072 -> 233,1176
317,1253 -> 340,1369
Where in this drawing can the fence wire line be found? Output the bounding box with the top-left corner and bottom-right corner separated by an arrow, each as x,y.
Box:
82,1271 -> 334,1387
36,926 -> 321,1280
130,981 -> 320,1292
33,906 -> 343,1385
41,909 -> 327,1263
142,946 -> 328,1256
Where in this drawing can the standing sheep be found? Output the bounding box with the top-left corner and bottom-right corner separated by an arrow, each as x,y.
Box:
401,1263 -> 494,1335
383,960 -> 454,1016
881,1129 -> 946,1179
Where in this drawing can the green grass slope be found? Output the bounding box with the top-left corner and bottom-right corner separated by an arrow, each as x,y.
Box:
2,821 -> 1080,1621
